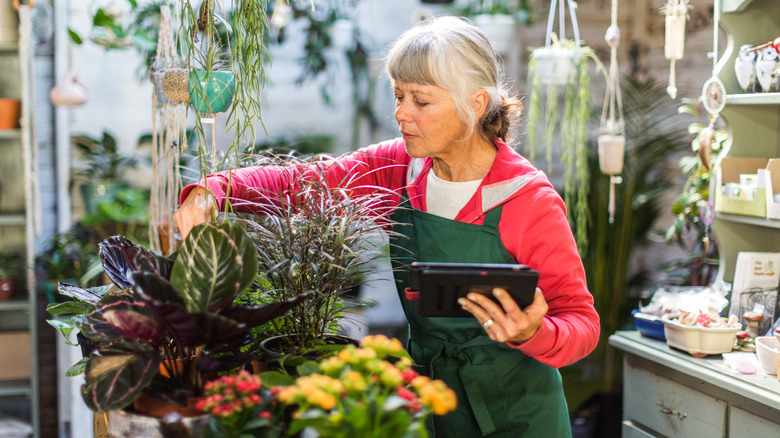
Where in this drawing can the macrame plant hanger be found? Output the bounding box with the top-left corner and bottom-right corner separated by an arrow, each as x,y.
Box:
661,0 -> 691,98
149,1 -> 185,255
598,0 -> 625,224
544,0 -> 581,59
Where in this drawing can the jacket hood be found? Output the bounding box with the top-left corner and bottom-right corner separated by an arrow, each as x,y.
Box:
406,140 -> 554,223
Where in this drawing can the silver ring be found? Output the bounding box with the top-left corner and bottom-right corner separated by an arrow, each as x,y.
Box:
482,319 -> 493,329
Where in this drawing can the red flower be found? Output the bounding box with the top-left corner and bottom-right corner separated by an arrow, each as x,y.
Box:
400,369 -> 418,383
259,411 -> 272,419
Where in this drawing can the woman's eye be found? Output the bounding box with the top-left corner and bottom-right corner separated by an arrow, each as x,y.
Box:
415,100 -> 428,107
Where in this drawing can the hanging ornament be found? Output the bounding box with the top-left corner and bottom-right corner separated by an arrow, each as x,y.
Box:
49,71 -> 88,106
698,0 -> 726,173
660,0 -> 691,99
598,0 -> 625,224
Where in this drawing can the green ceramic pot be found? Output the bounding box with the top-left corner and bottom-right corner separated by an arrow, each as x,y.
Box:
188,70 -> 235,113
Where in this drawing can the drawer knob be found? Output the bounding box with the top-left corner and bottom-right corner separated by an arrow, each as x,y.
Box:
657,403 -> 687,420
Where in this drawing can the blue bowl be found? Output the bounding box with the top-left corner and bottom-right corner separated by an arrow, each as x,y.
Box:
632,309 -> 666,341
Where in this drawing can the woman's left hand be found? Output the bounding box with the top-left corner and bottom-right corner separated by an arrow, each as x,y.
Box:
458,288 -> 548,344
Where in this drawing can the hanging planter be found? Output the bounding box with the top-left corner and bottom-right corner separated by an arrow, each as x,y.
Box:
49,71 -> 89,107
531,42 -> 581,86
473,13 -> 517,55
188,69 -> 235,113
525,0 -> 603,252
597,134 -> 625,176
661,0 -> 691,98
161,68 -> 190,104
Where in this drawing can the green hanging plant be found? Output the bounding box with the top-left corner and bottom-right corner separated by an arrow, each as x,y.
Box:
525,35 -> 604,253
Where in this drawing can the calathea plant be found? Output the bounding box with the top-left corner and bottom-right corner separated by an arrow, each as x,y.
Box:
48,221 -> 309,412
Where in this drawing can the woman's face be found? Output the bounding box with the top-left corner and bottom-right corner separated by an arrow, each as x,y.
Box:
393,81 -> 471,159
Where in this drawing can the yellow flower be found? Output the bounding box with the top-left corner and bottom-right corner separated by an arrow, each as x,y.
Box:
410,375 -> 431,389
343,371 -> 368,392
418,379 -> 457,415
379,362 -> 403,387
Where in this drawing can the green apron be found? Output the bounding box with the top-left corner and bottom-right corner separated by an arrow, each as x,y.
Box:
390,197 -> 571,437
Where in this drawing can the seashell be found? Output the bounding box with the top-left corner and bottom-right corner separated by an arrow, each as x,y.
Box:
734,45 -> 757,92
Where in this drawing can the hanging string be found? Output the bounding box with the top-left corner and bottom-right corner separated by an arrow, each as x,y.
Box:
600,0 -> 625,224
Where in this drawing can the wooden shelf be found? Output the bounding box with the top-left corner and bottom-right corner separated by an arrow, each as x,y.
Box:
0,301 -> 29,312
0,130 -> 21,140
715,212 -> 780,229
0,42 -> 18,53
726,93 -> 780,106
0,381 -> 30,398
0,215 -> 25,226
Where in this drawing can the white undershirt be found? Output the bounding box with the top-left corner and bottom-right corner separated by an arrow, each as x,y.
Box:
425,170 -> 482,219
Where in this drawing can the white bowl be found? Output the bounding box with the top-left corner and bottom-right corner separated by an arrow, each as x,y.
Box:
661,314 -> 741,356
756,336 -> 780,375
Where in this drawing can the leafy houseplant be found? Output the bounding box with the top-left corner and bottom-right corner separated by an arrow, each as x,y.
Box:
566,76 -> 690,398
265,334 -> 457,438
47,221 -> 308,413
661,98 -> 727,286
71,131 -> 139,215
525,33 -> 603,253
0,252 -> 20,301
235,157 -> 399,358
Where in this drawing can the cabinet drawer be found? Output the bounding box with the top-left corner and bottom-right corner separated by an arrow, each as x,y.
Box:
624,364 -> 725,437
621,420 -> 657,438
729,406 -> 780,436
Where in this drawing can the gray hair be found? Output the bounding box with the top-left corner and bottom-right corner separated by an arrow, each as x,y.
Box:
385,16 -> 521,142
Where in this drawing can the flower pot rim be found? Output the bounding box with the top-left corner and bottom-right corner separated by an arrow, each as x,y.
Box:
532,46 -> 583,59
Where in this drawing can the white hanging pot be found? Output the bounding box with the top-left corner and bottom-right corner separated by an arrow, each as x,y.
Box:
664,14 -> 686,61
533,47 -> 582,86
331,19 -> 355,51
49,71 -> 88,106
161,68 -> 190,104
474,14 -> 517,55
598,134 -> 625,175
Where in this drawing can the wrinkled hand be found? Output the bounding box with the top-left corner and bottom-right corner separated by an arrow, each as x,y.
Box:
458,288 -> 547,344
172,188 -> 215,240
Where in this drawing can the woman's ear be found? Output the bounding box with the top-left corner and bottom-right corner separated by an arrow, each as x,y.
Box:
471,90 -> 490,119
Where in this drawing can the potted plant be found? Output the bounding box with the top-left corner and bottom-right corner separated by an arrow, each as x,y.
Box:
0,252 -> 20,301
47,221 -> 309,435
259,334 -> 457,437
70,130 -> 139,215
660,98 -> 727,286
232,157 -> 399,363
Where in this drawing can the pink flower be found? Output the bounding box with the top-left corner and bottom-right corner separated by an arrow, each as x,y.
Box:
259,411 -> 272,419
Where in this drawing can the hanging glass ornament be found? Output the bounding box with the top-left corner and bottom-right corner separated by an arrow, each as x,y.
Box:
598,0 -> 625,224
660,0 -> 691,99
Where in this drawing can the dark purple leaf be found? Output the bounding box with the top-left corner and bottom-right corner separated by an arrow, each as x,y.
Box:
102,308 -> 164,347
99,236 -> 174,289
220,291 -> 313,327
81,341 -> 160,412
198,354 -> 250,374
192,312 -> 249,344
132,271 -> 185,306
57,283 -> 106,305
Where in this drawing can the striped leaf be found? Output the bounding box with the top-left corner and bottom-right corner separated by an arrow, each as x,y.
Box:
81,341 -> 160,412
170,222 -> 258,312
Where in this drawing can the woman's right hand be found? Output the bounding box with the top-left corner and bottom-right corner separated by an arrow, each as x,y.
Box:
173,187 -> 215,240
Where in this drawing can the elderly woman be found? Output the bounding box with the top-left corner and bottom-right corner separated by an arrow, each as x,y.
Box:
174,16 -> 599,437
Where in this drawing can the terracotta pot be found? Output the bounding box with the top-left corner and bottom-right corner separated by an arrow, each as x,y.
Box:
132,393 -> 201,418
0,278 -> 13,301
157,222 -> 182,255
0,98 -> 21,129
107,406 -> 209,438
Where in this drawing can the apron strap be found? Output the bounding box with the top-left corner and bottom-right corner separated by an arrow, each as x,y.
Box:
483,205 -> 503,230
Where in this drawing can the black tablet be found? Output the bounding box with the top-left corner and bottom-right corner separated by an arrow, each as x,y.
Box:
408,262 -> 539,317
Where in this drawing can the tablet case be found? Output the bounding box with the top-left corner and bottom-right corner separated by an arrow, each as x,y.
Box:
408,262 -> 539,317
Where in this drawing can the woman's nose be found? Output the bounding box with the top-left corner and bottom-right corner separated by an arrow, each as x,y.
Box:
394,101 -> 411,124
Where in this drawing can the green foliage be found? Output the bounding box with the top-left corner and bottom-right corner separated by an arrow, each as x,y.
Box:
448,0 -> 533,24
236,156 -> 400,354
0,252 -> 21,279
525,40 -> 604,253
70,131 -> 138,183
572,76 -> 690,394
659,98 -> 727,286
